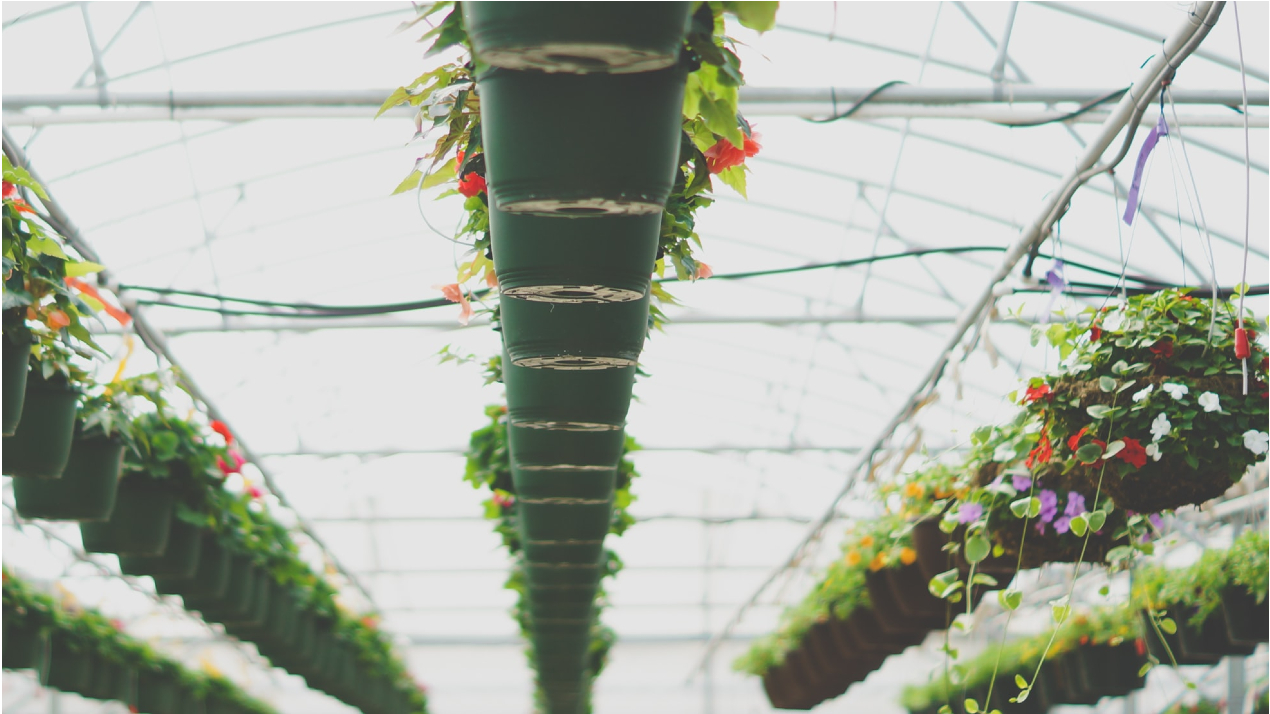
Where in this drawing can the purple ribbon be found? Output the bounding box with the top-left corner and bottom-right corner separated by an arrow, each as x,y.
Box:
1123,114 -> 1169,225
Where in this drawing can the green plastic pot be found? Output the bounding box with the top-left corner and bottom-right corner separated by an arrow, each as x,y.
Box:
227,583 -> 299,650
491,209 -> 660,304
518,499 -> 613,551
193,554 -> 258,623
525,558 -> 604,589
2,613 -> 44,670
220,572 -> 271,628
154,532 -> 230,599
1221,586 -> 1269,646
137,669 -> 181,714
2,368 -> 79,478
479,66 -> 686,215
509,427 -> 626,469
516,466 -> 615,563
463,2 -> 689,74
13,435 -> 124,521
504,353 -> 635,430
42,633 -> 95,694
527,598 -> 595,623
120,518 -> 204,579
79,474 -> 177,556
501,293 -> 650,369
2,325 -> 32,436
84,660 -> 130,702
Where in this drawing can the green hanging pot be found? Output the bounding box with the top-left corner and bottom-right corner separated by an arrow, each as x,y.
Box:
491,209 -> 660,304
2,324 -> 32,436
193,554 -> 258,623
228,584 -> 298,650
509,426 -> 626,472
518,498 -> 612,552
516,466 -> 614,564
119,517 -> 203,579
83,660 -> 129,702
137,669 -> 182,714
220,571 -> 271,628
2,612 -> 44,670
463,2 -> 690,74
154,532 -> 230,599
13,435 -> 124,521
525,557 -> 604,589
42,633 -> 95,694
504,353 -> 635,430
79,474 -> 177,556
479,65 -> 687,216
2,368 -> 79,478
501,294 -> 650,369
526,582 -> 598,608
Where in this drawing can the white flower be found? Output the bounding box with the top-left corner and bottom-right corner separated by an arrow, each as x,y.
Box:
1132,384 -> 1155,403
1197,392 -> 1221,413
1144,443 -> 1163,462
1161,383 -> 1189,400
1151,413 -> 1172,442
1243,430 -> 1269,456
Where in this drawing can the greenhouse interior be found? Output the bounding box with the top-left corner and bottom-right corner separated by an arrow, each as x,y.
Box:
2,2 -> 1268,713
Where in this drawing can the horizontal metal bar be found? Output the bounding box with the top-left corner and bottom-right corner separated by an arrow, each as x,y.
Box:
5,87 -> 1263,109
306,514 -> 820,525
264,445 -> 869,458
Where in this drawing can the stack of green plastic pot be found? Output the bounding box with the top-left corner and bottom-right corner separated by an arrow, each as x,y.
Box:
466,2 -> 692,710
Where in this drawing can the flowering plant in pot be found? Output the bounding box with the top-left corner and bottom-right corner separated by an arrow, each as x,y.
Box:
1019,288 -> 1268,513
12,379 -> 142,520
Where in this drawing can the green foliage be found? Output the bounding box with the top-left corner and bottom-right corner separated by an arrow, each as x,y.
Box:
1132,529 -> 1270,627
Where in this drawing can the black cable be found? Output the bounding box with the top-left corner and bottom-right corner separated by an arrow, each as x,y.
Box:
989,87 -> 1130,128
126,246 -> 1202,319
804,80 -> 908,123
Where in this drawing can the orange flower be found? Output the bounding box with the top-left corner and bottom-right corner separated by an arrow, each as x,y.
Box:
868,553 -> 888,571
66,277 -> 131,325
46,310 -> 70,329
934,486 -> 954,499
903,482 -> 925,499
434,283 -> 473,325
858,534 -> 875,548
484,268 -> 498,288
845,550 -> 862,567
703,132 -> 762,173
693,262 -> 714,280
899,547 -> 917,565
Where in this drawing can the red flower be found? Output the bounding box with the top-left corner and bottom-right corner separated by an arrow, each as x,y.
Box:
1024,383 -> 1052,403
703,132 -> 762,174
1025,434 -> 1053,469
246,485 -> 263,499
457,172 -> 486,198
1089,325 -> 1102,342
1067,426 -> 1090,451
1117,437 -> 1147,469
217,450 -> 246,476
210,420 -> 234,444
492,492 -> 515,508
2,181 -> 34,214
1150,340 -> 1174,359
1134,638 -> 1146,657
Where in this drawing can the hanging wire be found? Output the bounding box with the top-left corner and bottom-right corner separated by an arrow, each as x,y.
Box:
1233,1 -> 1254,395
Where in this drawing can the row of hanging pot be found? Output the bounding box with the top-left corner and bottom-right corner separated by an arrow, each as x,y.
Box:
902,529 -> 1267,714
461,3 -> 697,711
3,568 -> 276,714
3,373 -> 429,714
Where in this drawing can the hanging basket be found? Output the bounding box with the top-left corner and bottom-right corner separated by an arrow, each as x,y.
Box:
220,573 -> 271,628
79,474 -> 177,556
1072,643 -> 1146,698
229,585 -> 300,650
2,326 -> 32,436
187,554 -> 258,623
479,65 -> 686,216
883,562 -> 956,623
2,613 -> 44,670
463,2 -> 690,74
137,669 -> 182,714
524,558 -> 604,589
504,351 -> 636,429
516,466 -> 615,564
13,435 -> 124,521
802,621 -> 880,688
518,498 -> 613,552
83,660 -> 130,702
864,569 -> 943,635
491,209 -> 660,304
119,518 -> 203,579
1220,586 -> 1268,647
501,293 -> 650,369
42,633 -> 95,695
2,369 -> 79,479
509,427 -> 626,469
1140,606 -> 1255,666
154,532 -> 230,599
842,608 -> 924,655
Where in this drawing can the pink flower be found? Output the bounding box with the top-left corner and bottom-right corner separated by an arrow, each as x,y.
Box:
217,450 -> 246,476
693,262 -> 714,280
434,283 -> 472,326
246,485 -> 263,499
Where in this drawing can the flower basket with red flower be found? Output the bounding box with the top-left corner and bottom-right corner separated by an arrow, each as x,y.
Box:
1021,288 -> 1268,513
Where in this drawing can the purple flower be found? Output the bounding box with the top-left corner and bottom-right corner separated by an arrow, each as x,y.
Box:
1035,521 -> 1047,535
1038,489 -> 1059,523
1064,492 -> 1087,518
1054,516 -> 1072,535
1149,513 -> 1164,530
1011,474 -> 1033,492
958,503 -> 984,524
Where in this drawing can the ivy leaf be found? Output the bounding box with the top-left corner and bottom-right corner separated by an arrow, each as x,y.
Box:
1086,404 -> 1113,419
998,589 -> 1023,611
722,1 -> 778,31
1138,661 -> 1154,676
1014,674 -> 1028,689
1016,688 -> 1031,703
971,573 -> 998,587
1069,513 -> 1088,537
964,534 -> 990,564
1160,617 -> 1177,634
1102,440 -> 1125,459
1075,443 -> 1104,463
1098,376 -> 1117,392
1051,597 -> 1070,624
1087,510 -> 1107,532
964,698 -> 980,714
